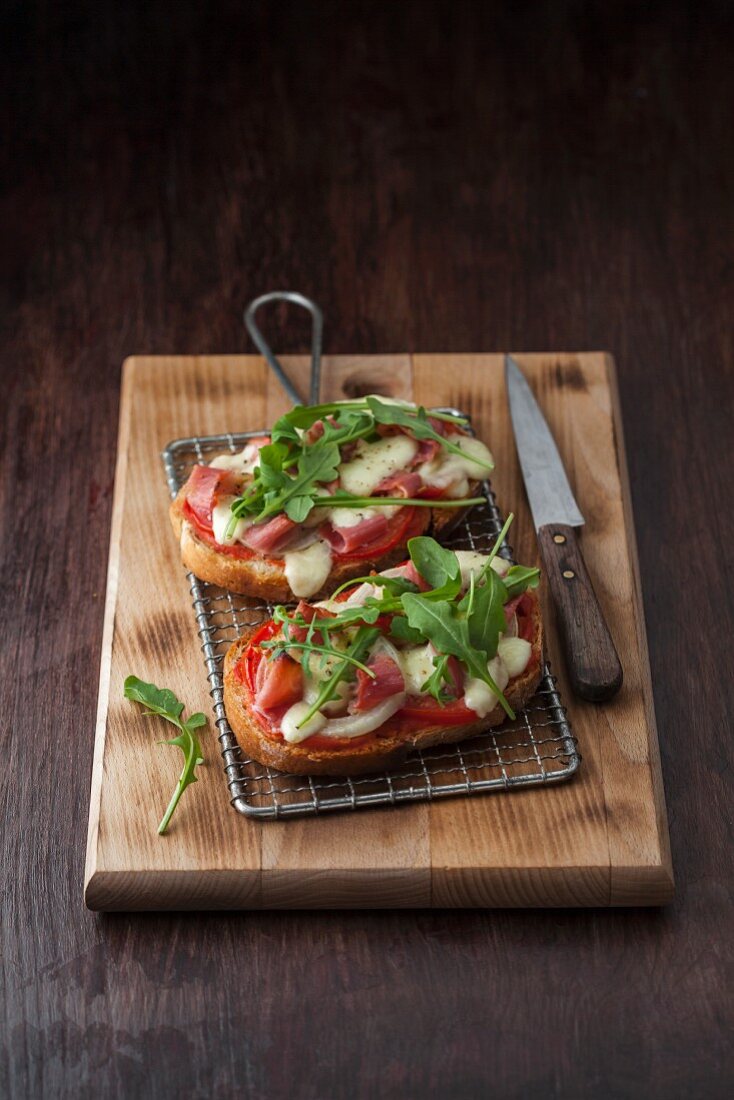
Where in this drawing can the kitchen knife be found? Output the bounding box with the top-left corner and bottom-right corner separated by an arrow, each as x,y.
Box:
505,355 -> 623,702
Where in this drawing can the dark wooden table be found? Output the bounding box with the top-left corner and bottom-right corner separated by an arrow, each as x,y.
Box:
3,1 -> 733,1096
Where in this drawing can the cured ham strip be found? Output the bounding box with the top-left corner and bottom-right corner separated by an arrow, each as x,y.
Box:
185,465 -> 238,529
402,560 -> 431,591
413,438 -> 442,464
503,595 -> 522,624
354,654 -> 405,712
374,470 -> 423,497
242,513 -> 299,553
324,512 -> 390,554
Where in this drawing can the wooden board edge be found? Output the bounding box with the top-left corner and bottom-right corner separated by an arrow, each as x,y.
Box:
84,868 -> 262,911
603,352 -> 674,904
84,357 -> 136,905
261,867 -> 431,909
431,864 -> 611,908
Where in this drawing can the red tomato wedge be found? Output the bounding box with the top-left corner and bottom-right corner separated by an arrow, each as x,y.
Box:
255,652 -> 303,711
183,503 -> 258,560
397,696 -> 477,727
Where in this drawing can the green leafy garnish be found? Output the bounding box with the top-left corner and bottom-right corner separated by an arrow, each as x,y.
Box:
261,637 -> 376,677
250,519 -> 540,723
309,494 -> 484,510
421,653 -> 454,703
400,593 -> 514,718
226,398 -> 487,532
503,564 -> 541,598
297,625 -> 381,727
389,616 -> 425,645
405,536 -> 464,601
123,676 -> 206,835
366,396 -> 493,471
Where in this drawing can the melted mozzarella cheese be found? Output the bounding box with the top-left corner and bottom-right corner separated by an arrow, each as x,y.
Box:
280,701 -> 327,743
463,656 -> 510,717
453,550 -> 510,587
327,503 -> 400,529
397,643 -> 436,695
497,637 -> 532,678
284,540 -> 332,599
209,440 -> 263,475
211,496 -> 252,545
338,435 -> 418,497
418,435 -> 494,497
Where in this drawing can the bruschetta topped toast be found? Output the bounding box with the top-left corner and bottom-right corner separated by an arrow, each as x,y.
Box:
170,397 -> 493,601
223,520 -> 543,775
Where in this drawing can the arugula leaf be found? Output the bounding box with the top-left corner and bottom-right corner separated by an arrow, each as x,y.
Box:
421,653 -> 452,703
400,594 -> 514,717
503,564 -> 541,598
262,637 -> 376,676
311,492 -> 485,510
407,536 -> 462,595
460,566 -> 508,660
366,396 -> 493,470
330,573 -> 418,599
297,625 -> 381,727
389,616 -> 425,645
123,677 -> 185,722
316,410 -> 376,448
271,401 -> 371,435
228,437 -> 340,527
123,676 -> 206,835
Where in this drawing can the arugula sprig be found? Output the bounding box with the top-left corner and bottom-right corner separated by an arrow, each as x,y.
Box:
225,398 -> 487,535
123,676 -> 206,835
271,399 -> 469,437
291,625 -> 382,728
366,396 -> 493,471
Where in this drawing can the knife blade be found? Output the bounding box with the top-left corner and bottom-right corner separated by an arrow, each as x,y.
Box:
505,355 -> 623,702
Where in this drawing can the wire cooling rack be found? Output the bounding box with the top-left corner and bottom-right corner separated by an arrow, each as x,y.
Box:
161,416 -> 579,819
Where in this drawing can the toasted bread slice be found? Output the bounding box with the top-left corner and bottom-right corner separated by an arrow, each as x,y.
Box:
222,590 -> 543,776
169,484 -> 480,602
169,489 -> 435,602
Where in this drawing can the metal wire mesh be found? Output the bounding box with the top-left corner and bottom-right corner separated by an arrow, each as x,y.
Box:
161,416 -> 579,819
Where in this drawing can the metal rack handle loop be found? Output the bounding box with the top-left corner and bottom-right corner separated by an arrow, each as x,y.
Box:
244,291 -> 323,406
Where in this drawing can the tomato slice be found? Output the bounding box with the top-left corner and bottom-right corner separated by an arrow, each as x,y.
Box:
397,696 -> 477,727
183,503 -> 258,560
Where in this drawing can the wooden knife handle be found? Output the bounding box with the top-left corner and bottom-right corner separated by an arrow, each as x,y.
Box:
537,524 -> 623,702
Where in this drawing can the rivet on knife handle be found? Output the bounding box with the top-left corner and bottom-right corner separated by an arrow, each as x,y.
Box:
537,524 -> 623,702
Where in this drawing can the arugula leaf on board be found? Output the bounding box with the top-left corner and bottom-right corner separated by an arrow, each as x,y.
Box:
365,396 -> 493,470
123,676 -> 206,835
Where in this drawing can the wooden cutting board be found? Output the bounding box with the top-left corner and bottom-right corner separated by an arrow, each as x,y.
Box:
84,353 -> 673,910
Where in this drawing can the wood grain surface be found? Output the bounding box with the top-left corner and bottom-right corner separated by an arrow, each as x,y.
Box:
84,352 -> 671,911
3,1 -> 734,1096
